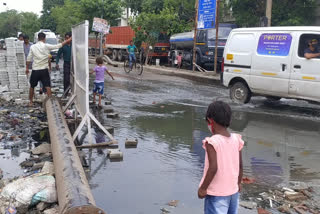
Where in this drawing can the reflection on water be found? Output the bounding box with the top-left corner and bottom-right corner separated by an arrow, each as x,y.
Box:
89,100 -> 320,214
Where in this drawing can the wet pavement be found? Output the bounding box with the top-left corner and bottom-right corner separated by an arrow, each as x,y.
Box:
85,67 -> 320,213
1,63 -> 319,213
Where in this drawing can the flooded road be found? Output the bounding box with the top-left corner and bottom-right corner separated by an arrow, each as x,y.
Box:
87,68 -> 320,213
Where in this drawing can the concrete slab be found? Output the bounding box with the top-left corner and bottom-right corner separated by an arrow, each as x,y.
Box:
107,113 -> 119,118
125,139 -> 138,148
104,108 -> 114,113
107,149 -> 123,159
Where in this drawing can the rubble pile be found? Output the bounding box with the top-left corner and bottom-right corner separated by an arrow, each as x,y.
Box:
241,182 -> 320,214
0,38 -> 29,102
0,100 -> 59,213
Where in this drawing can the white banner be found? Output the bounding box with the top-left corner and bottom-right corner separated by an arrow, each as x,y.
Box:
72,21 -> 89,117
92,17 -> 110,34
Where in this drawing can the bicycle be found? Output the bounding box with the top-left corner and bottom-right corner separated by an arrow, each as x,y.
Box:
124,55 -> 143,75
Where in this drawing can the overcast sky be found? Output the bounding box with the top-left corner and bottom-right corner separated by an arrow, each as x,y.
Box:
1,0 -> 43,16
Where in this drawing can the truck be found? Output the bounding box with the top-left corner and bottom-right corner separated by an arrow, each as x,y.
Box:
169,23 -> 237,70
89,26 -> 170,63
34,29 -> 59,61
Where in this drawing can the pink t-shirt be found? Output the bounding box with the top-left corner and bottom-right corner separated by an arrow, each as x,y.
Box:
199,133 -> 244,196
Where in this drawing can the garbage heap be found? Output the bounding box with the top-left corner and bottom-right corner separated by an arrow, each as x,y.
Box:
0,38 -> 29,101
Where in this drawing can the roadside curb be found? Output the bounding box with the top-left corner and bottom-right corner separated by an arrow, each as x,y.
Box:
111,61 -> 222,85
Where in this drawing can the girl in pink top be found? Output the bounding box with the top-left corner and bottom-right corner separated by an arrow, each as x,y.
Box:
198,101 -> 244,214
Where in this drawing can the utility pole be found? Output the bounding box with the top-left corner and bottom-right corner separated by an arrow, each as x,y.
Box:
99,0 -> 104,56
214,0 -> 220,74
192,0 -> 199,72
266,0 -> 272,27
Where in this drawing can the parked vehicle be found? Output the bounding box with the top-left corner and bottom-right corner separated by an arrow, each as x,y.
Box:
169,23 -> 237,70
89,26 -> 170,63
34,29 -> 59,61
222,26 -> 320,104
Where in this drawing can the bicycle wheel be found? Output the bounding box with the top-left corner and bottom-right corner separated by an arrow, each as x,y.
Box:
124,60 -> 130,73
134,63 -> 143,75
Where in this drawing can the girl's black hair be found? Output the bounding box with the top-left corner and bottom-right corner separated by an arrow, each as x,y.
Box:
206,101 -> 232,128
96,57 -> 103,65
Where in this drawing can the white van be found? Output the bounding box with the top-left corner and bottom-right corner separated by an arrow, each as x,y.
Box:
222,27 -> 320,104
34,29 -> 59,61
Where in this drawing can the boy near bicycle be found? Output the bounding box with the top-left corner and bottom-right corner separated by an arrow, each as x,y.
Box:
90,57 -> 115,107
127,40 -> 137,71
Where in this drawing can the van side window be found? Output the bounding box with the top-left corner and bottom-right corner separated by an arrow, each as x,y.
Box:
298,34 -> 320,59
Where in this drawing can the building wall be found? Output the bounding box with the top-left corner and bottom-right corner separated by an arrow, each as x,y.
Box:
117,8 -> 135,27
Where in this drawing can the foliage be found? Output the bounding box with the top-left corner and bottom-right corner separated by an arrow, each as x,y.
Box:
122,0 -> 144,15
130,0 -> 196,49
0,10 -> 40,41
141,0 -> 164,13
40,0 -> 65,31
51,0 -> 84,36
20,12 -> 41,41
163,0 -> 195,24
80,0 -> 123,28
272,0 -> 317,26
228,0 -> 317,27
0,10 -> 20,38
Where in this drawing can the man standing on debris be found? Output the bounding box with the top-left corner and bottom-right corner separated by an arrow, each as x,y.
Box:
23,35 -> 32,61
56,32 -> 72,95
26,32 -> 72,106
18,34 -> 24,41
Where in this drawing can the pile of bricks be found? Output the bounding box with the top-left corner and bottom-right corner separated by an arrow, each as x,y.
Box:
0,38 -> 29,101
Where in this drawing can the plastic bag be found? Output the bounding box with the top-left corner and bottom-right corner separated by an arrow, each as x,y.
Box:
1,175 -> 57,205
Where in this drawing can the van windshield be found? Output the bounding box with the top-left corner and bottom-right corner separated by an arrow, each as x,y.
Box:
208,27 -> 232,40
46,38 -> 57,45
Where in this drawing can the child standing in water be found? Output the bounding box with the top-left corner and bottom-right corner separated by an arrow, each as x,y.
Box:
90,57 -> 115,107
198,101 -> 244,214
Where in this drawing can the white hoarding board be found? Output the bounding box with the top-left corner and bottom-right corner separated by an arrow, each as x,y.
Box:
66,20 -> 115,143
72,21 -> 89,118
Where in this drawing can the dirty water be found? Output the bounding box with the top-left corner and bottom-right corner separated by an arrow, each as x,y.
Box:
85,69 -> 320,214
0,65 -> 319,213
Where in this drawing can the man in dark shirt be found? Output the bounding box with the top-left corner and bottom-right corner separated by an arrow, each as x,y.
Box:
304,39 -> 320,59
56,32 -> 72,94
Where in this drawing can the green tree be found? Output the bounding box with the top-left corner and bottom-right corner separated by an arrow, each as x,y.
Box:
122,0 -> 144,15
141,0 -> 164,13
131,7 -> 188,64
164,0 -> 195,24
272,0 -> 316,26
20,12 -> 41,41
40,0 -> 65,31
51,0 -> 84,36
228,0 -> 317,27
0,10 -> 20,38
80,0 -> 122,28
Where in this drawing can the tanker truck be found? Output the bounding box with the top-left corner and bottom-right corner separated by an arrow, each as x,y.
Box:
169,23 -> 237,71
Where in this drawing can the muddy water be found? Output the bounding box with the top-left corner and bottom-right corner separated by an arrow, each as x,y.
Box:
86,70 -> 320,214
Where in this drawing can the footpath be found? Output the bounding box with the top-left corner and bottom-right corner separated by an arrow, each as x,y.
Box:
142,65 -> 221,84
91,56 -> 222,84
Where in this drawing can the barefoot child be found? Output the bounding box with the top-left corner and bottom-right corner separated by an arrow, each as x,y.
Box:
176,52 -> 182,69
90,57 -> 115,107
198,101 -> 244,214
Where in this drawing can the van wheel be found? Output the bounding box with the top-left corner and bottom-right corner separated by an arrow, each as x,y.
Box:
230,82 -> 251,104
266,96 -> 281,101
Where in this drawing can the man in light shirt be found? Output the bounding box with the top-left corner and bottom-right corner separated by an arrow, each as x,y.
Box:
26,32 -> 72,106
